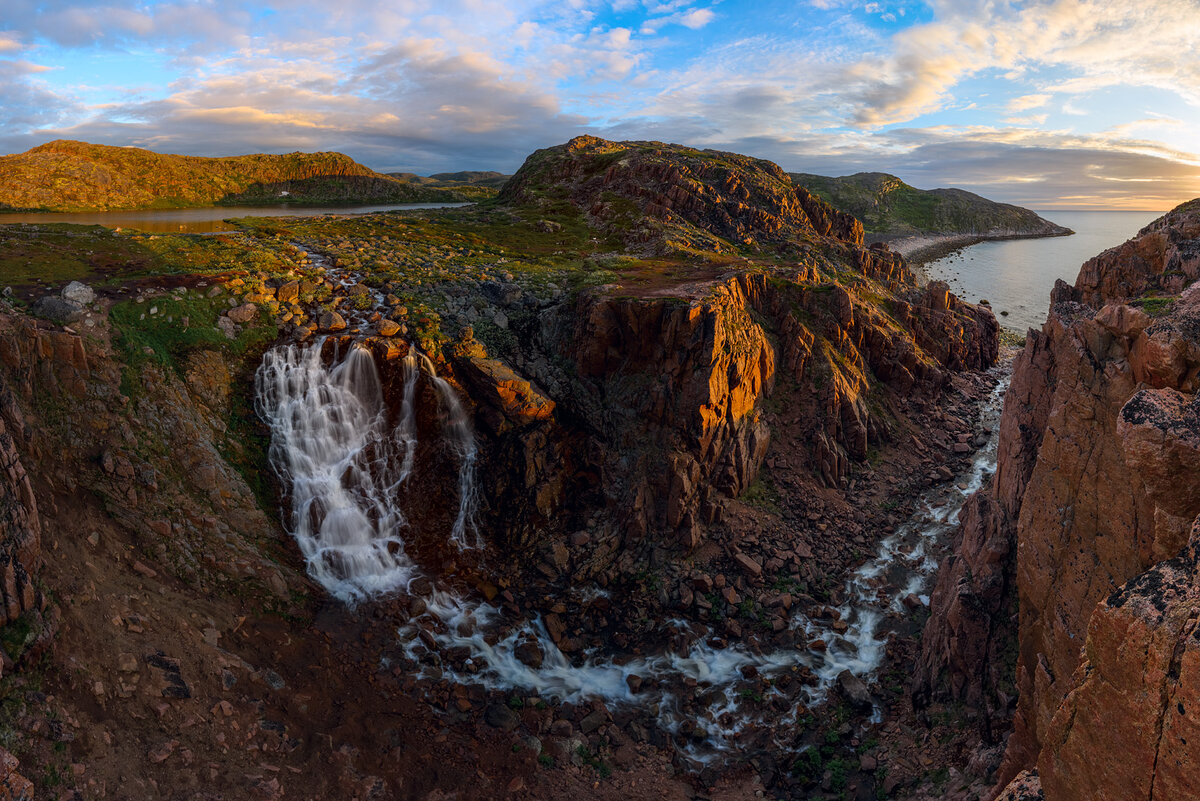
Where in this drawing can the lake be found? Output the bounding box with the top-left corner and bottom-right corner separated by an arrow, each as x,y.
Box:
920,210 -> 1165,332
0,202 -> 472,234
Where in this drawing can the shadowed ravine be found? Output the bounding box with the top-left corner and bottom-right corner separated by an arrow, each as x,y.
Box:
254,328 -> 1009,761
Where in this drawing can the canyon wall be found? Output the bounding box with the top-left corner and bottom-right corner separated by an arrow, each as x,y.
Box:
917,199 -> 1200,799
432,261 -> 997,590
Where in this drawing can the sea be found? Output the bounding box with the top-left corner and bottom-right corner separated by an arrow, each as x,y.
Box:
919,210 -> 1166,332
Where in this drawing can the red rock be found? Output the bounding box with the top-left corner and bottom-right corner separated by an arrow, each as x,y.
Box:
227,303 -> 257,324
733,553 -> 762,577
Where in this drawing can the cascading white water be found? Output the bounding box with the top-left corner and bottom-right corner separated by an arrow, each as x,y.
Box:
255,341 -> 418,602
394,354 -> 419,484
417,354 -> 480,550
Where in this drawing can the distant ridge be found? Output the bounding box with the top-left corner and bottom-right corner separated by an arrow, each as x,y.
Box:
387,169 -> 511,200
790,171 -> 1071,240
0,139 -> 462,212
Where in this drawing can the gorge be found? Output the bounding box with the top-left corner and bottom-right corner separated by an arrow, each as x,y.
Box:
0,136 -> 1192,801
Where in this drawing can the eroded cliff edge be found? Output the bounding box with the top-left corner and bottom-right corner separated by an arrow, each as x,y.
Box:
916,199 -> 1200,800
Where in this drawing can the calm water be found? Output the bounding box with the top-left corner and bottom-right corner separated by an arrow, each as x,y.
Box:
921,210 -> 1165,332
0,202 -> 471,234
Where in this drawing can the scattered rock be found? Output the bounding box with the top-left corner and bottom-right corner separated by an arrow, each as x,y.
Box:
61,281 -> 96,305
227,303 -> 258,324
733,552 -> 763,577
484,703 -> 521,731
319,311 -> 347,332
836,669 -> 872,711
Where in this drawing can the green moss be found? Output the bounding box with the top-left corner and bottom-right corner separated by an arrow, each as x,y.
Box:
110,292 -> 274,379
1135,295 -> 1176,317
741,474 -> 782,515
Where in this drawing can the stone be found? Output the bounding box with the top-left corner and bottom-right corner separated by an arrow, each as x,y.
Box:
30,296 -> 85,324
513,639 -> 544,669
227,303 -> 258,324
836,669 -> 872,711
319,311 -> 347,332
148,740 -> 177,763
484,703 -> 520,731
376,318 -> 401,337
276,281 -> 300,305
733,552 -> 762,577
61,281 -> 96,305
579,709 -> 607,734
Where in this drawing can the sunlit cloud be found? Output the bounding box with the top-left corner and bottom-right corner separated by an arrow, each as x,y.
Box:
0,0 -> 1194,208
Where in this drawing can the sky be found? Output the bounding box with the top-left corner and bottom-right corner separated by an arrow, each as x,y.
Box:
1,0 -> 1199,209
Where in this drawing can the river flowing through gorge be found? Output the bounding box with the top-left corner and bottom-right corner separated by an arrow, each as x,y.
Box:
253,307 -> 1009,759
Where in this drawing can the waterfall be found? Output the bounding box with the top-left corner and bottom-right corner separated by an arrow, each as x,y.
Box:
255,341 -> 417,602
256,339 -> 484,604
413,353 -> 480,550
394,354 -> 419,485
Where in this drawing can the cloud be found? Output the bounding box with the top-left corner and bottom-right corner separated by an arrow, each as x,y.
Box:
678,8 -> 715,28
0,0 -> 1196,209
1009,93 -> 1050,112
29,37 -> 589,172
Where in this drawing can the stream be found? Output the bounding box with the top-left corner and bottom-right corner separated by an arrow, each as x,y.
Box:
253,254 -> 1009,757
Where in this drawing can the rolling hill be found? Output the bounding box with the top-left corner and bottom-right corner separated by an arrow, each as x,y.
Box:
790,171 -> 1070,240
0,139 -> 462,212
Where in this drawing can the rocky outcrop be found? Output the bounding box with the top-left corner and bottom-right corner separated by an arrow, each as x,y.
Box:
453,258 -> 996,579
1038,518 -> 1200,801
0,312 -> 87,636
499,135 -> 866,252
1074,199 -> 1200,306
917,199 -> 1200,798
0,749 -> 32,801
995,770 -> 1043,801
0,385 -> 42,630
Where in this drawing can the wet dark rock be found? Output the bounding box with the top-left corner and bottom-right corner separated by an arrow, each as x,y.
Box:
837,669 -> 872,711
484,703 -> 521,731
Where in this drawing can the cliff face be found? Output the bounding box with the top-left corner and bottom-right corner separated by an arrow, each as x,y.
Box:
0,134 -> 1012,799
916,198 -> 1200,799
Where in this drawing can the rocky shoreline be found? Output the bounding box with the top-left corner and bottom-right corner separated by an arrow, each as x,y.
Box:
884,229 -> 1074,267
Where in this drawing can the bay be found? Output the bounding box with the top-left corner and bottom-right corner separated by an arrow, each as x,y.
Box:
920,210 -> 1165,332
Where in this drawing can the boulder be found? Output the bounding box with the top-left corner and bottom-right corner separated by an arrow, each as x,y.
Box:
836,669 -> 872,711
276,281 -> 300,305
227,303 -> 258,324
30,296 -> 85,324
484,703 -> 521,732
61,280 -> 96,305
319,311 -> 347,332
